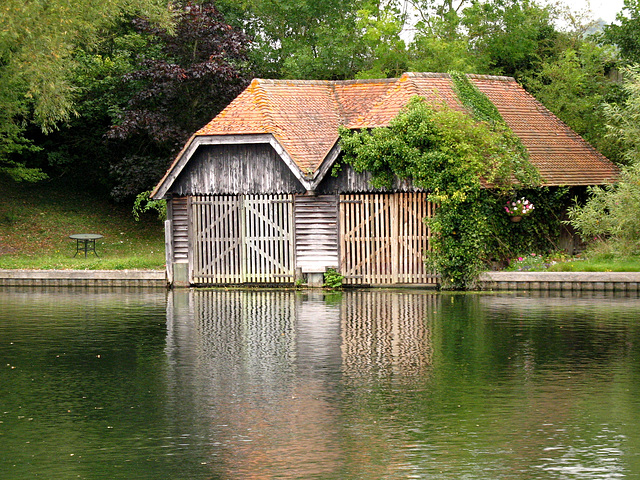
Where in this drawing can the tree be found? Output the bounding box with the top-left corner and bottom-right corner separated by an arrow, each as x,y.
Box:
526,42 -> 622,163
219,0 -> 393,79
354,3 -> 410,78
0,0 -> 170,181
406,0 -> 562,79
462,0 -> 558,78
602,0 -> 640,64
603,65 -> 640,165
567,65 -> 640,256
106,1 -> 252,200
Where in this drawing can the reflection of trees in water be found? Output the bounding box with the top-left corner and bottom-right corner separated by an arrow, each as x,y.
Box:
341,291 -> 434,378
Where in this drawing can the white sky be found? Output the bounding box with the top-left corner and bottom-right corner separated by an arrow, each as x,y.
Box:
558,0 -> 626,23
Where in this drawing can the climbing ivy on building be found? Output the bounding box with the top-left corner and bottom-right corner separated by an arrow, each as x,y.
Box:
338,77 -> 542,289
449,71 -> 539,187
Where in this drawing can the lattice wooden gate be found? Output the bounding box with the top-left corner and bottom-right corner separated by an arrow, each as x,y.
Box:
339,193 -> 437,285
189,194 -> 295,284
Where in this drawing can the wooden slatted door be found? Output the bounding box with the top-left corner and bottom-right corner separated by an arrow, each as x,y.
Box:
395,193 -> 436,284
242,194 -> 295,283
339,194 -> 393,284
189,194 -> 295,284
339,193 -> 436,285
190,195 -> 243,284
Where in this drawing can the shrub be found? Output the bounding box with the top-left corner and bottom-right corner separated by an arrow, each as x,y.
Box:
567,162 -> 640,256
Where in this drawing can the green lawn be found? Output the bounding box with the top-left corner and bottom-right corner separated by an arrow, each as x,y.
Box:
0,178 -> 165,270
547,256 -> 640,272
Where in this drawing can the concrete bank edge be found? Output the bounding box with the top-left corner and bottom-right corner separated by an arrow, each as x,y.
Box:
0,269 -> 167,287
2,270 -> 640,290
478,271 -> 640,291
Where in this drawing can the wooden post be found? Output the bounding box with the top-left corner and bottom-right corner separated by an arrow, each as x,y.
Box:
391,193 -> 399,284
164,219 -> 173,285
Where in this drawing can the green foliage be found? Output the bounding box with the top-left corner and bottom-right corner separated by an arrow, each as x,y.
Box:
567,163 -> 640,255
339,94 -> 541,289
354,4 -> 409,79
527,43 -> 622,163
450,70 -> 502,124
603,65 -> 640,166
133,190 -> 167,221
449,71 -> 538,186
602,0 -> 640,64
408,34 -> 479,74
323,268 -> 344,289
0,160 -> 48,183
0,0 -> 171,182
462,0 -> 558,77
505,252 -> 548,271
219,0 -> 372,79
567,64 -> 640,257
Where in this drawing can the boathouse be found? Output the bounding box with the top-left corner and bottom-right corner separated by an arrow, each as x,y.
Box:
151,72 -> 619,287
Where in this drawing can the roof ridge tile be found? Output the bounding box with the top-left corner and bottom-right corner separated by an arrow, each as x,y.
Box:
251,80 -> 280,135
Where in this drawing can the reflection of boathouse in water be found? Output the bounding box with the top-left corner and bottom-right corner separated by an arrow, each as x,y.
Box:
166,290 -> 434,380
164,289 -> 434,478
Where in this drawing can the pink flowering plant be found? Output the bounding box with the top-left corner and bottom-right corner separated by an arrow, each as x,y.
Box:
507,253 -> 547,271
505,197 -> 534,217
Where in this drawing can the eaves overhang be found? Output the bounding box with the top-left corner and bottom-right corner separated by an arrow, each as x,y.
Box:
151,134 -> 318,199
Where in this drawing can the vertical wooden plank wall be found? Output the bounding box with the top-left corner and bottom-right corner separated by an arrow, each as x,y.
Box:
339,193 -> 436,286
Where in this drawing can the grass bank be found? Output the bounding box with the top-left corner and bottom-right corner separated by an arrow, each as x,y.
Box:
0,178 -> 164,270
506,251 -> 640,273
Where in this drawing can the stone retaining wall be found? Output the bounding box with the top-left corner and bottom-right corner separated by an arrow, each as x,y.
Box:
478,271 -> 640,292
0,270 -> 167,288
1,269 -> 639,291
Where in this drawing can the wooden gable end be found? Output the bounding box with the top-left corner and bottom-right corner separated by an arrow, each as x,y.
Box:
169,143 -> 306,196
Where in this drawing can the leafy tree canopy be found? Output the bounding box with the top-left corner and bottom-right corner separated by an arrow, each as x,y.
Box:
105,1 -> 252,200
602,0 -> 640,64
0,0 -> 171,181
218,0 -> 375,79
567,65 -> 640,256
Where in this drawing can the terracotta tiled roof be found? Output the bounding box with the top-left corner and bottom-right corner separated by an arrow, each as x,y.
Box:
471,75 -> 619,185
190,72 -> 619,186
196,78 -> 396,173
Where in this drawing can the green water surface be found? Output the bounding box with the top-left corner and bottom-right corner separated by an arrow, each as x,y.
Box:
1,288 -> 639,479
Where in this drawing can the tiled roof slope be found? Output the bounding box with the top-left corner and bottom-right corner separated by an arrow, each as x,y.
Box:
194,73 -> 619,186
472,75 -> 619,185
197,78 -> 395,172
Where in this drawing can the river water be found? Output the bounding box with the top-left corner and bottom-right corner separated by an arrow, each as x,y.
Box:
1,288 -> 639,479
